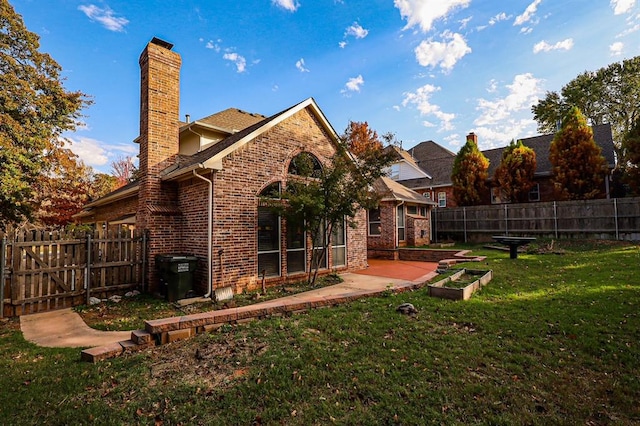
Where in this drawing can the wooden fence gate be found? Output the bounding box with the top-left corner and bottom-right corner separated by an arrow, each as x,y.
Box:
1,229 -> 146,318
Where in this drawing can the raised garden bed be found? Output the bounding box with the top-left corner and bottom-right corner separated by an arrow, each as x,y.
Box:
428,268 -> 493,300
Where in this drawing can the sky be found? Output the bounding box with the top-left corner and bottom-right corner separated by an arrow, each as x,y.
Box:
11,0 -> 640,174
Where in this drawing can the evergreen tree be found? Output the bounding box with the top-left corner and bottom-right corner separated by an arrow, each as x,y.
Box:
621,116 -> 640,195
493,140 -> 537,203
0,0 -> 88,228
451,134 -> 489,206
549,107 -> 608,200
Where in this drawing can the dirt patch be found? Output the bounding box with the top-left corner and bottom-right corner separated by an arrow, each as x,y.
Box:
141,330 -> 268,391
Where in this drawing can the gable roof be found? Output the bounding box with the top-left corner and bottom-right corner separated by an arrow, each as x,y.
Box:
163,98 -> 340,181
185,108 -> 266,133
373,177 -> 435,205
386,146 -> 430,179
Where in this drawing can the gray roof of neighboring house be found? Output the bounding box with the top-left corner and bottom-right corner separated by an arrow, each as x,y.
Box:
397,123 -> 616,190
483,123 -> 616,177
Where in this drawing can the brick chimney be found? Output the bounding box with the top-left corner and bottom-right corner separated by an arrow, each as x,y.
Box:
136,37 -> 182,292
466,132 -> 478,145
136,37 -> 181,227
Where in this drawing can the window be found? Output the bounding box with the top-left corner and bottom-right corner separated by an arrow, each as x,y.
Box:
423,191 -> 432,200
257,207 -> 280,277
331,220 -> 346,267
528,183 -> 540,202
491,187 -> 510,204
407,205 -> 418,215
368,208 -> 381,236
312,222 -> 327,270
438,192 -> 446,208
288,152 -> 322,178
420,206 -> 427,217
259,182 -> 281,198
397,204 -> 405,242
286,218 -> 306,274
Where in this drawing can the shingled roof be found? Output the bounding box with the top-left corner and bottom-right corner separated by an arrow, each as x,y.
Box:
373,177 -> 435,204
185,108 -> 266,132
482,123 -> 616,177
397,123 -> 616,190
163,98 -> 339,181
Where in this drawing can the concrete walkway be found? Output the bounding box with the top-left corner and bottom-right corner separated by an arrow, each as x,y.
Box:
20,309 -> 132,348
20,261 -> 438,351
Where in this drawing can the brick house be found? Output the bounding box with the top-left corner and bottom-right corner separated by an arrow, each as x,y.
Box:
366,177 -> 436,259
75,38 -> 368,297
392,127 -> 616,207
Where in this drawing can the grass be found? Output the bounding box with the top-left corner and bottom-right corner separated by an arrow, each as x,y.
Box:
1,239 -> 639,425
74,273 -> 344,331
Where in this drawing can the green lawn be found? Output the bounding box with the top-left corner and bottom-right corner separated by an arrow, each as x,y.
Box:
1,240 -> 639,425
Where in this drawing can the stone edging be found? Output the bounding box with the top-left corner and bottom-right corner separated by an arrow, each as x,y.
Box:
81,281 -> 428,363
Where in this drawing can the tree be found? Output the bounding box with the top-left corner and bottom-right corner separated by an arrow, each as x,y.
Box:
451,134 -> 489,206
32,147 -> 94,227
0,1 -> 88,229
549,107 -> 609,200
532,56 -> 640,148
91,173 -> 120,199
264,128 -> 392,285
493,140 -> 537,203
111,155 -> 137,188
621,116 -> 640,195
343,121 -> 383,156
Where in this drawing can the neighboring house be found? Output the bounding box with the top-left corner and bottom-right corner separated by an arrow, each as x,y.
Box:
74,38 -> 368,297
367,177 -> 436,259
391,128 -> 616,207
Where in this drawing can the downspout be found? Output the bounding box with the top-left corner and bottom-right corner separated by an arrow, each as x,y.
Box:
193,169 -> 214,299
396,200 -> 404,249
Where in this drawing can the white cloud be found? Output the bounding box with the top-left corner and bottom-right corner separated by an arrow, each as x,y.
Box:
489,12 -> 510,25
611,0 -> 636,14
610,41 -> 624,55
296,58 -> 310,72
514,0 -> 542,26
78,4 -> 128,32
341,75 -> 364,95
474,73 -> 543,127
458,16 -> 472,29
402,84 -> 455,131
414,31 -> 471,72
486,79 -> 498,93
533,38 -> 574,53
272,0 -> 299,12
223,52 -> 247,73
339,41 -> 347,48
205,39 -> 222,52
63,137 -> 137,170
394,0 -> 471,32
345,22 -> 369,39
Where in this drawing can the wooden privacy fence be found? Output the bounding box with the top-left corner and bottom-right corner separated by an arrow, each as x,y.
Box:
1,229 -> 146,318
432,197 -> 640,243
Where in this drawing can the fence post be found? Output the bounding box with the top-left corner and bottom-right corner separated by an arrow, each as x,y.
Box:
463,207 -> 467,243
85,233 -> 92,305
142,230 -> 148,293
554,202 -> 558,239
504,204 -> 508,236
0,235 -> 6,319
614,198 -> 619,240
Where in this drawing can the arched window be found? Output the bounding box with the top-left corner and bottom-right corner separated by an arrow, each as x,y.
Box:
259,181 -> 281,199
288,152 -> 322,178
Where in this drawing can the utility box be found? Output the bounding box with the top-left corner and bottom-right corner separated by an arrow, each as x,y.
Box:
156,254 -> 198,302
